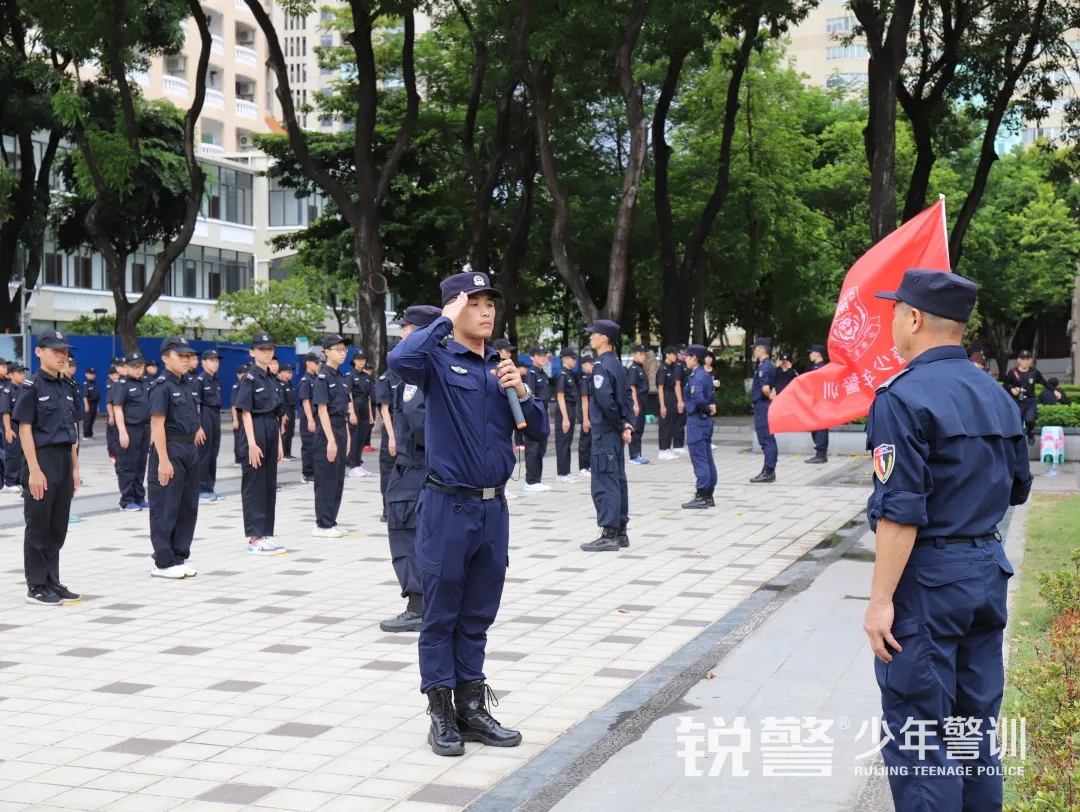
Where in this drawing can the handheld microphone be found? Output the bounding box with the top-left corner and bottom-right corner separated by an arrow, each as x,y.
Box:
506,385 -> 527,430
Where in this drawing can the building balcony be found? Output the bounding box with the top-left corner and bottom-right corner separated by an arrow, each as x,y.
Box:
204,88 -> 225,109
197,143 -> 225,157
236,99 -> 258,119
211,34 -> 225,54
235,44 -> 258,67
162,75 -> 189,98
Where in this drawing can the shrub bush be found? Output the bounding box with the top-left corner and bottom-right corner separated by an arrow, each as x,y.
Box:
1036,404 -> 1080,428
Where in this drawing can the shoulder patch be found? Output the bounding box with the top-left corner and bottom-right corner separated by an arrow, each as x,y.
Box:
873,444 -> 896,483
876,367 -> 911,393
593,374 -> 604,389
21,380 -> 34,388
245,374 -> 254,380
403,384 -> 417,402
379,374 -> 386,380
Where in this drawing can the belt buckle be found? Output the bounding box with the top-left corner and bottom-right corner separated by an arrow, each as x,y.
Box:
482,487 -> 496,500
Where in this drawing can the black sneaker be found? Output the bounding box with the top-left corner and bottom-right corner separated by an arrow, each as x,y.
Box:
51,584 -> 81,603
26,586 -> 62,606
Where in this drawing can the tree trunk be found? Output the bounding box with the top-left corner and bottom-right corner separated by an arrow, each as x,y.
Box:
496,150 -> 535,342
654,51 -> 687,347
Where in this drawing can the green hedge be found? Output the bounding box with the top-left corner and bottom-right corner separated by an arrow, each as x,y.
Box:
1036,404 -> 1080,428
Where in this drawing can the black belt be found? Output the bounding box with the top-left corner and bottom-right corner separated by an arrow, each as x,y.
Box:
166,434 -> 196,443
425,475 -> 503,501
914,534 -> 1001,547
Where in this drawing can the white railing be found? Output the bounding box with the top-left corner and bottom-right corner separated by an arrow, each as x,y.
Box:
235,99 -> 258,119
205,88 -> 225,109
197,143 -> 225,157
236,0 -> 250,10
211,34 -> 225,54
235,44 -> 258,66
162,75 -> 189,98
128,70 -> 150,87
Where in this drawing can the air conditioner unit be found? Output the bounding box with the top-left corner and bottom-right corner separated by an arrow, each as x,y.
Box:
166,54 -> 185,72
238,135 -> 252,148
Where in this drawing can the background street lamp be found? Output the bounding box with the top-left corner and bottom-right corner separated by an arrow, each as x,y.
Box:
93,308 -> 108,336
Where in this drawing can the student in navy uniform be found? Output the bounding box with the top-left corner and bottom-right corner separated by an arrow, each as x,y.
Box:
82,367 -> 100,438
230,364 -> 248,465
279,363 -> 297,459
672,345 -> 689,454
375,362 -> 399,521
1,363 -> 26,494
196,349 -> 223,501
774,352 -> 797,393
311,334 -> 351,537
627,344 -> 650,465
347,350 -> 374,476
681,345 -> 717,509
382,305 -> 441,633
523,346 -> 552,492
749,337 -> 778,483
0,358 -> 9,486
113,352 -> 152,510
106,359 -> 124,463
494,339 -> 522,450
148,338 -> 204,579
580,320 -> 634,553
553,348 -> 580,484
145,360 -> 158,379
656,346 -> 684,460
390,272 -> 547,757
577,353 -> 594,478
805,344 -> 829,464
864,269 -> 1031,812
16,331 -> 82,606
297,350 -> 323,484
1038,376 -> 1071,406
1004,349 -> 1046,445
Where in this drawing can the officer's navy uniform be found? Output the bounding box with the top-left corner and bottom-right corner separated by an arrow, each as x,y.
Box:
656,357 -> 682,452
196,356 -> 222,495
106,358 -> 123,459
312,353 -> 350,530
113,361 -> 151,508
235,343 -> 283,539
345,358 -> 369,469
577,360 -> 593,472
553,355 -> 577,478
148,349 -> 202,570
0,374 -> 23,490
375,369 -> 399,512
807,344 -> 829,462
627,354 -> 648,461
231,372 -> 245,465
683,348 -> 717,508
14,332 -> 80,602
673,354 -> 688,450
388,271 -> 548,758
750,339 -> 778,482
524,359 -> 550,485
280,368 -> 297,459
297,362 -> 317,480
866,269 -> 1031,812
83,377 -> 99,438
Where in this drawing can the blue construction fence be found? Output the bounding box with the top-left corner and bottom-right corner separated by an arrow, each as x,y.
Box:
26,335 -> 367,413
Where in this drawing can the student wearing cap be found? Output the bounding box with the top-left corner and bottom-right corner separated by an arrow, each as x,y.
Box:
236,334 -> 286,554
311,334 -> 351,537
774,353 -> 797,393
553,348 -> 580,484
145,359 -> 159,378
672,345 -> 689,455
278,362 -> 297,460
1004,349 -> 1047,445
16,330 -> 82,606
82,367 -> 100,439
749,337 -> 778,483
388,270 -> 547,757
656,346 -> 683,460
297,349 -> 324,483
230,364 -> 248,464
627,345 -> 650,465
523,346 -> 552,492
577,353 -> 594,477
148,338 -> 203,579
382,305 -> 442,632
375,356 -> 400,521
346,350 -> 374,475
197,349 -> 224,501
580,320 -> 635,552
681,345 -> 717,509
0,363 -> 26,494
106,359 -> 125,464
113,352 -> 152,510
864,269 -> 1030,812
804,344 -> 830,464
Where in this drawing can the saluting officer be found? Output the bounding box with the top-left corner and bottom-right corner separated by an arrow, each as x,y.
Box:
577,353 -> 594,478
312,334 -> 351,538
347,350 -> 374,476
16,330 -> 82,606
235,333 -> 286,555
389,270 -> 548,758
627,344 -> 650,465
197,350 -> 223,502
864,269 -> 1031,812
553,348 -> 579,484
523,346 -> 552,492
382,305 -> 441,633
681,345 -> 718,509
749,337 -> 778,484
279,363 -> 297,460
297,349 -> 323,483
0,363 -> 26,495
113,352 -> 151,511
580,320 -> 634,553
148,338 -> 203,579
82,367 -> 100,439
806,344 -> 829,464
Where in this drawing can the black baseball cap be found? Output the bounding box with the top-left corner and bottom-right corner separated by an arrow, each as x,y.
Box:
38,330 -> 75,350
493,338 -> 515,352
9,362 -> 25,373
161,337 -> 196,355
304,348 -> 325,363
580,353 -> 595,363
202,349 -> 220,361
663,345 -> 677,355
108,366 -> 117,374
352,347 -> 366,359
86,367 -> 96,374
585,320 -> 620,340
279,363 -> 293,372
530,345 -> 549,356
559,348 -> 577,359
686,344 -> 707,360
236,364 -> 249,375
875,269 -> 978,322
808,344 -> 827,355
440,269 -> 501,304
632,344 -> 647,353
1018,349 -> 1033,359
753,337 -> 772,350
321,334 -> 347,349
250,333 -> 275,349
126,352 -> 146,365
779,352 -> 792,362
113,356 -> 127,366
676,343 -> 688,353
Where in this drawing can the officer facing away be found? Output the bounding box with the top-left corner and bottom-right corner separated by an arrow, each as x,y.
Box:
806,343 -> 829,464
382,305 -> 442,634
681,344 -> 717,509
16,330 -> 82,606
579,320 -> 634,553
311,334 -> 351,538
388,270 -> 548,758
864,269 -> 1031,812
148,337 -> 203,580
749,337 -> 778,484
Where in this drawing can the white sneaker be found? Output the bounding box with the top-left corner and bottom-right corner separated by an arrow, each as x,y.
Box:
674,448 -> 688,457
2,485 -> 21,494
506,492 -> 518,500
557,475 -> 580,484
312,526 -> 347,538
248,539 -> 287,555
657,450 -> 672,460
150,565 -> 188,579
522,482 -> 552,493
347,467 -> 366,478
357,466 -> 374,477
578,469 -> 592,478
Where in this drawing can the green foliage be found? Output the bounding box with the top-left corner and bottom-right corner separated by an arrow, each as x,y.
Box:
1036,405 -> 1080,429
63,313 -> 178,337
216,279 -> 329,346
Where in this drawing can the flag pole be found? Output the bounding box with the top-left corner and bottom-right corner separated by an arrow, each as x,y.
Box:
938,193 -> 949,256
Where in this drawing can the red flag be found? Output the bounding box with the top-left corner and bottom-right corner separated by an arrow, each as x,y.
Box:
768,199 -> 950,433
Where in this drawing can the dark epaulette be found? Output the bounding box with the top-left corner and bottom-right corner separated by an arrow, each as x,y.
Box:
875,367 -> 911,394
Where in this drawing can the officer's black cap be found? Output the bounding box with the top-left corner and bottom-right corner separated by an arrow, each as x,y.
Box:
0,358 -> 9,366
304,348 -> 326,363
108,366 -> 117,374
392,305 -> 442,329
676,343 -> 688,353
86,367 -> 96,374
585,320 -> 620,340
875,269 -> 978,322
38,330 -> 75,350
250,333 -> 275,349
114,356 -> 127,366
9,362 -> 24,373
1018,349 -> 1033,359
808,344 -> 827,355
280,363 -> 293,372
161,337 -> 196,355
580,353 -> 594,364
126,352 -> 146,365
321,333 -> 347,350
201,349 -> 220,361
663,345 -> 677,355
493,338 -> 515,352
686,344 -> 707,360
559,348 -> 577,359
779,352 -> 792,362
236,364 -> 249,375
68,355 -> 77,363
530,345 -> 549,356
352,347 -> 366,358
753,337 -> 772,350
440,270 -> 501,304
632,344 -> 647,353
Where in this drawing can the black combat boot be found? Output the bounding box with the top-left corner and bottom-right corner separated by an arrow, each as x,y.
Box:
380,592 -> 422,633
580,527 -> 621,552
426,686 -> 465,756
618,523 -> 630,548
749,466 -> 776,484
454,680 -> 522,747
682,489 -> 709,509
703,488 -> 716,507
804,450 -> 828,465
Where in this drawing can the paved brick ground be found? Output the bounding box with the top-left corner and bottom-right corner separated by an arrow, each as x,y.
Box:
0,432 -> 867,812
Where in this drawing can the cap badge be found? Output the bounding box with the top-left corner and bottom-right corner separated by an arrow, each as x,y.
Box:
473,275 -> 484,286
